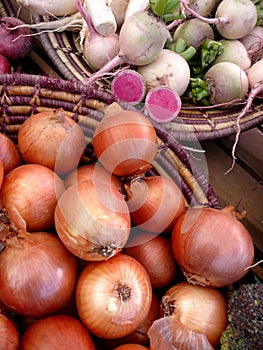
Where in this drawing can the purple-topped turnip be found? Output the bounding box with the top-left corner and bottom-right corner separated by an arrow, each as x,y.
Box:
180,0 -> 257,39
0,17 -> 33,62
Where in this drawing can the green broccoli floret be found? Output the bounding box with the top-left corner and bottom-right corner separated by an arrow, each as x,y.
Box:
220,283 -> 263,350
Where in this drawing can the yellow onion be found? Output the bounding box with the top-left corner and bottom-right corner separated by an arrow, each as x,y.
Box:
93,110 -> 158,177
54,179 -> 131,261
18,109 -> 86,175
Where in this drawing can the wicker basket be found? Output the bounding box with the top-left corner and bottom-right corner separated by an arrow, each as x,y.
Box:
0,72 -> 221,210
2,0 -> 263,141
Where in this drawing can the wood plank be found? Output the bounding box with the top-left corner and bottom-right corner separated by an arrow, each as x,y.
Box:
200,140 -> 263,253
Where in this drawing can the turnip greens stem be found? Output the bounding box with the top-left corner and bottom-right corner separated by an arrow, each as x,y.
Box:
200,39 -> 223,68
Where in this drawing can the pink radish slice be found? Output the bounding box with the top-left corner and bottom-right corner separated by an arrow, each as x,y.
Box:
145,86 -> 182,123
111,69 -> 146,104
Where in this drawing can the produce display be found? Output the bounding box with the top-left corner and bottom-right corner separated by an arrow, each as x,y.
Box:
0,0 -> 263,349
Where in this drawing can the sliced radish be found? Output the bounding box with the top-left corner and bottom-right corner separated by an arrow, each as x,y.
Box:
145,86 -> 182,123
111,69 -> 146,104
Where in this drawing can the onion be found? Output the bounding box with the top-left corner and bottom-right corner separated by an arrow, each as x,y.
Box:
96,291 -> 160,349
158,282 -> 228,348
64,163 -> 124,193
0,225 -> 77,317
125,233 -> 177,288
93,110 -> 158,177
19,314 -> 96,350
0,164 -> 65,232
125,175 -> 186,233
0,133 -> 21,175
0,313 -> 19,350
18,109 -> 86,175
76,253 -> 152,339
54,179 -> 131,261
148,316 -> 215,350
172,206 -> 255,287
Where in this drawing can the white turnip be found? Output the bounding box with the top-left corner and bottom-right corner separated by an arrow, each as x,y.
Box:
77,0 -> 119,71
84,10 -> 168,84
109,0 -> 129,28
240,26 -> 263,63
184,0 -> 218,17
84,0 -> 117,36
16,0 -> 78,16
124,0 -> 150,19
173,18 -> 214,50
212,39 -> 251,70
204,62 -> 249,105
137,49 -> 191,96
180,0 -> 257,39
190,62 -> 249,107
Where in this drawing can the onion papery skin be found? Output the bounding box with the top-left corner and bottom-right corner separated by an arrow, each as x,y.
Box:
125,233 -> 177,288
18,109 -> 86,175
126,176 -> 186,233
0,231 -> 77,317
96,292 -> 160,349
19,314 -> 96,350
0,313 -> 19,350
64,163 -> 124,193
93,110 -> 158,177
0,164 -> 65,232
0,133 -> 21,175
159,282 -> 228,348
148,316 -> 215,350
172,207 -> 254,287
76,253 -> 152,339
54,180 -> 131,261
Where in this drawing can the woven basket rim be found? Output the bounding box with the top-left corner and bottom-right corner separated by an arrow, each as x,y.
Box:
1,0 -> 263,141
0,72 -> 221,209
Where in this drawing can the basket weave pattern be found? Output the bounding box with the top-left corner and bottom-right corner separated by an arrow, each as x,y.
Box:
0,73 -> 221,209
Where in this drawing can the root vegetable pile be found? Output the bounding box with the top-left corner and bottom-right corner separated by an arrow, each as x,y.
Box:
0,103 -> 260,349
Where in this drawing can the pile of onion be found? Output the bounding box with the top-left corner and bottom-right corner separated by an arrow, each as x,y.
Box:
171,206 -> 254,287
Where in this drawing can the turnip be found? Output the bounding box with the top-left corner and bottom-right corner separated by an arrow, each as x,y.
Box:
179,0 -> 258,39
77,0 -> 119,71
16,0 -> 78,16
145,86 -> 182,123
109,0 -> 129,28
111,69 -> 146,104
84,0 -> 117,36
137,49 -> 191,97
0,17 -> 33,62
173,18 -> 214,50
0,54 -> 11,73
124,0 -> 150,20
184,0 -> 218,17
189,62 -> 249,107
240,26 -> 263,63
211,39 -> 251,70
84,10 -> 169,84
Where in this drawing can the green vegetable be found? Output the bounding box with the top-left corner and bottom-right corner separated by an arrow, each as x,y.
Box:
220,283 -> 263,350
